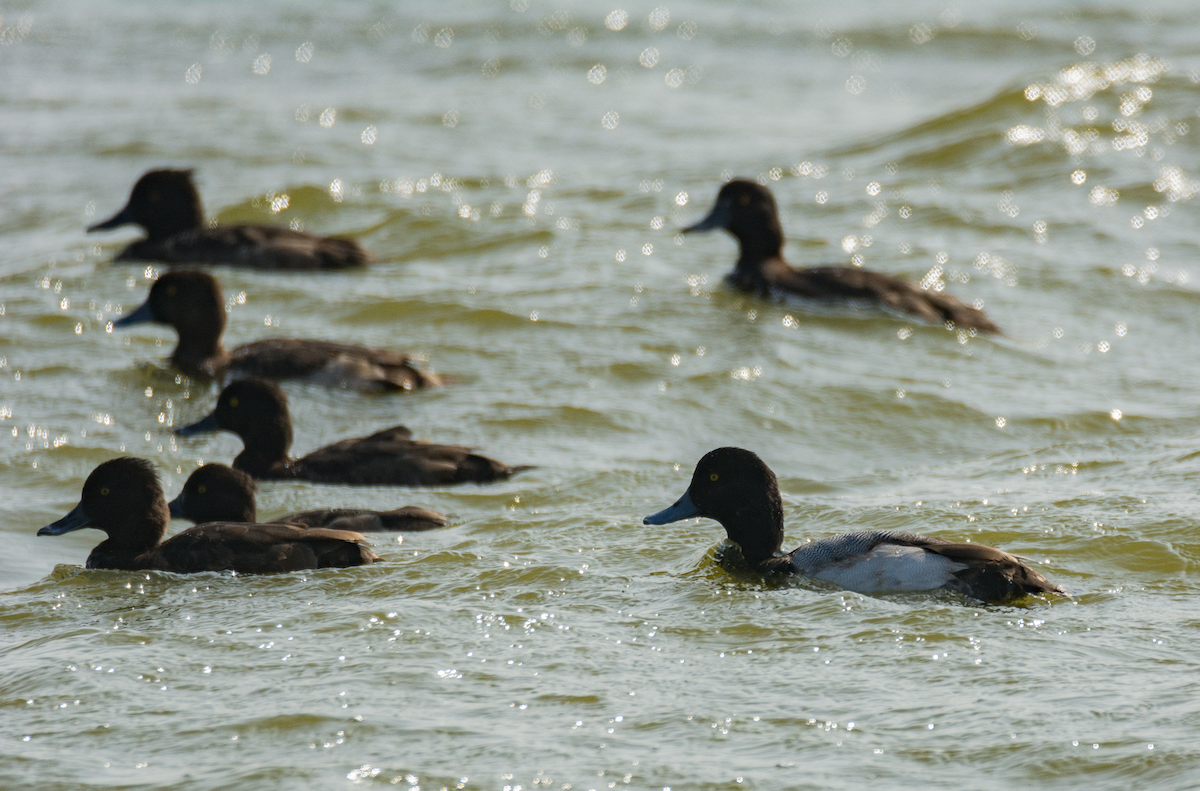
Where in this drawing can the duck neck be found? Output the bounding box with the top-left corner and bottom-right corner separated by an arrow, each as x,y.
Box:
732,218 -> 785,273
86,506 -> 169,570
171,331 -> 226,377
145,193 -> 204,241
232,421 -> 293,479
719,494 -> 785,567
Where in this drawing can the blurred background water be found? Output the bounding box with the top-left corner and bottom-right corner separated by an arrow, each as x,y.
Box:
5,0 -> 1200,788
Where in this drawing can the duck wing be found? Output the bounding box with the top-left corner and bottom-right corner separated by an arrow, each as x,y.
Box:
273,506 -> 449,532
772,265 -> 999,334
145,522 -> 379,572
911,538 -> 1063,601
782,530 -> 1059,602
292,428 -> 519,486
228,339 -> 439,391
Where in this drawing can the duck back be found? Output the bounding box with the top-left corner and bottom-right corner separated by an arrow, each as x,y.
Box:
787,530 -> 1060,601
761,266 -> 1000,333
285,426 -> 520,486
275,506 -> 449,532
142,522 -> 379,573
117,225 -> 369,270
229,339 -> 438,391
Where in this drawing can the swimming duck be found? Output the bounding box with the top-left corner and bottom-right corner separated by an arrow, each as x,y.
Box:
37,457 -> 379,573
114,269 -> 440,392
176,378 -> 525,485
169,463 -> 450,531
88,169 -> 370,270
644,447 -> 1061,603
684,180 -> 1000,333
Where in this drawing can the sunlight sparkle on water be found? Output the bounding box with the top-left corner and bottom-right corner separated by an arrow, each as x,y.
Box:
605,9 -> 629,31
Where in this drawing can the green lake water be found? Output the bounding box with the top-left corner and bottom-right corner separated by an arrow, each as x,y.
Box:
4,1 -> 1200,788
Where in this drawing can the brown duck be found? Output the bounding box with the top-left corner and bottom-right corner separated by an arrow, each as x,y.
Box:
88,169 -> 370,270
37,457 -> 379,573
684,180 -> 999,333
114,269 -> 440,392
169,463 -> 449,532
176,378 -> 527,485
645,447 -> 1062,603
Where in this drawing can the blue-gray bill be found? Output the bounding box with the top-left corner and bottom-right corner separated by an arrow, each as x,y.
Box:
682,201 -> 729,234
38,502 -> 93,536
643,490 -> 699,525
112,300 -> 155,328
175,412 -> 220,436
87,204 -> 135,233
167,494 -> 185,518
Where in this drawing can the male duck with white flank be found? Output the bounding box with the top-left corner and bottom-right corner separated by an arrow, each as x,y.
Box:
176,378 -> 527,485
89,169 -> 370,270
684,180 -> 1000,333
38,457 -> 379,573
115,269 -> 440,392
170,463 -> 449,532
645,448 -> 1062,603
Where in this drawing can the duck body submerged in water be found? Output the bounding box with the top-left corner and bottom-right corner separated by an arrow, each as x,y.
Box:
645,447 -> 1061,603
176,378 -> 526,486
114,270 -> 440,392
37,457 -> 379,573
169,463 -> 449,532
684,180 -> 999,333
88,169 -> 370,270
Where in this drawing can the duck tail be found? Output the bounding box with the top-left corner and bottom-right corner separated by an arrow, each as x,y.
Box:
415,370 -> 446,388
951,563 -> 1064,603
314,538 -> 381,568
454,456 -> 534,483
924,293 -> 1001,335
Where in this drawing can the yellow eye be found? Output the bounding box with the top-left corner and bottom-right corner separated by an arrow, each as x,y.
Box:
100,487 -> 110,496
709,473 -> 719,481
197,485 -> 207,495
229,397 -> 239,408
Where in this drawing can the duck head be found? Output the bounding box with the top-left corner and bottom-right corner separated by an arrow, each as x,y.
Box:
89,169 -> 205,241
169,463 -> 257,523
176,378 -> 294,477
644,447 -> 785,565
114,270 -> 227,364
684,180 -> 784,261
38,457 -> 169,552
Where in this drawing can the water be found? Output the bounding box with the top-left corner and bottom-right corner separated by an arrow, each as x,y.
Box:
4,1 -> 1200,788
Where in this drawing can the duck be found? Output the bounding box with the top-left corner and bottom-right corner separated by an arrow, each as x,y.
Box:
114,269 -> 441,392
175,378 -> 526,485
169,463 -> 449,531
37,457 -> 379,573
644,447 -> 1062,603
87,169 -> 370,270
683,180 -> 1000,333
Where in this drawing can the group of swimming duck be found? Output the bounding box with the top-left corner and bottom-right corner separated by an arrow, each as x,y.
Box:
39,169 -> 1061,603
